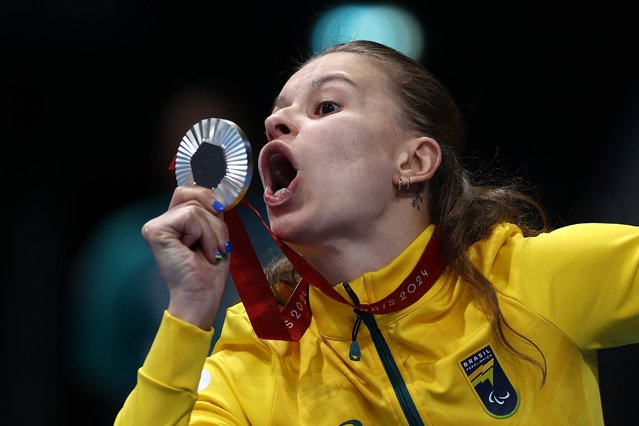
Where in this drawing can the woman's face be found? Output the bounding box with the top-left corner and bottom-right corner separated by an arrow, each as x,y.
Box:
259,52 -> 410,248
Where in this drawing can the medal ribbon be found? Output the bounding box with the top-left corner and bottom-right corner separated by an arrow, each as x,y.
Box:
224,199 -> 446,341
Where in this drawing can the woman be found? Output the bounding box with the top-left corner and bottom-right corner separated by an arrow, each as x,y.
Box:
115,40 -> 639,425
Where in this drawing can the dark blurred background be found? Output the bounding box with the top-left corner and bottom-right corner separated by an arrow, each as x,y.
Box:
3,1 -> 638,425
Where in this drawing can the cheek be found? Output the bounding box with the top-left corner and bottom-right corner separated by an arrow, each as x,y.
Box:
331,129 -> 378,160
305,128 -> 361,164
307,119 -> 395,167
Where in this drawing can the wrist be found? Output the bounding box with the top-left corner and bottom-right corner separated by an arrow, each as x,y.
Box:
168,290 -> 220,330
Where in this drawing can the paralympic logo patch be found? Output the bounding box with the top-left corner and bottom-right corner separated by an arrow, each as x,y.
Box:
459,345 -> 519,418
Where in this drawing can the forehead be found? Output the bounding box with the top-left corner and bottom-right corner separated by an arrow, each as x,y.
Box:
281,52 -> 390,96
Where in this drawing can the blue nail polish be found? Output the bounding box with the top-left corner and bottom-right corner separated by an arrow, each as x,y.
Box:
212,200 -> 225,212
215,250 -> 223,262
225,241 -> 233,253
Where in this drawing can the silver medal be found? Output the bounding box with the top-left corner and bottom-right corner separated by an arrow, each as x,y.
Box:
174,117 -> 253,210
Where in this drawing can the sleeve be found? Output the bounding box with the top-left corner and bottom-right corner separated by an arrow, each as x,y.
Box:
113,310 -> 214,426
508,223 -> 639,350
191,303 -> 275,425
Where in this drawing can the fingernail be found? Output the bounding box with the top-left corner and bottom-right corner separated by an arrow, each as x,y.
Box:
212,200 -> 225,212
215,250 -> 223,262
225,241 -> 233,253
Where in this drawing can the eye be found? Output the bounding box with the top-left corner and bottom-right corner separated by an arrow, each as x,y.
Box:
315,101 -> 338,116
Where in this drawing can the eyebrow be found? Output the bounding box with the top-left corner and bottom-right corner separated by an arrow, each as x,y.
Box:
271,73 -> 358,111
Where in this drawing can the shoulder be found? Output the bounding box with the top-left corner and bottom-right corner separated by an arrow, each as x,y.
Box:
470,222 -> 639,264
214,302 -> 273,354
467,222 -> 524,271
513,222 -> 639,261
467,222 -> 639,298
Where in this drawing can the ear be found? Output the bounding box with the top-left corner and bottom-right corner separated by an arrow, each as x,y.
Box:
395,136 -> 441,183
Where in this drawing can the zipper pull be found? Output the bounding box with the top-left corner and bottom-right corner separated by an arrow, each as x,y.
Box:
343,282 -> 364,361
349,311 -> 363,361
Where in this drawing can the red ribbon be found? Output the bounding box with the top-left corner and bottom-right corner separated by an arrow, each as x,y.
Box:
224,199 -> 445,341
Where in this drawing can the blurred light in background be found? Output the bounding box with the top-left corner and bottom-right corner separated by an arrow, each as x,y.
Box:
310,2 -> 426,60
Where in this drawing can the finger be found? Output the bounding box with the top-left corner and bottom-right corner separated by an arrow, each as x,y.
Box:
198,208 -> 232,263
169,185 -> 222,215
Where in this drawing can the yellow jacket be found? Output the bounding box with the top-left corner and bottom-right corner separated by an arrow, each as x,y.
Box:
115,222 -> 639,425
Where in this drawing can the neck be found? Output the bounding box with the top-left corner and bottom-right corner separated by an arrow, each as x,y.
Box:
290,214 -> 431,285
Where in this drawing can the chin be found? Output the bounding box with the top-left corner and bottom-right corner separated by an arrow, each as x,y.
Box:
269,215 -> 315,246
269,221 -> 300,244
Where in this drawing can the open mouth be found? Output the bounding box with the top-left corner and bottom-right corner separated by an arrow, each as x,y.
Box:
269,153 -> 297,197
260,142 -> 299,202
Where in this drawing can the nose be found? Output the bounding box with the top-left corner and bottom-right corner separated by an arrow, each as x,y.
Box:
264,109 -> 295,141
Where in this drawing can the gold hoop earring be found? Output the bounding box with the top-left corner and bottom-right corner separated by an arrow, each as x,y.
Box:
397,177 -> 403,192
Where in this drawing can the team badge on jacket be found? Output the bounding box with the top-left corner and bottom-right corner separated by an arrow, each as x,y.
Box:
459,345 -> 519,418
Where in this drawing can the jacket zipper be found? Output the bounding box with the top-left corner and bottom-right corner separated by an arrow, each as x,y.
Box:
344,283 -> 425,426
